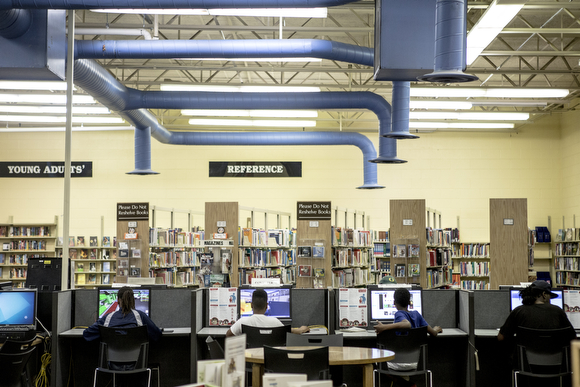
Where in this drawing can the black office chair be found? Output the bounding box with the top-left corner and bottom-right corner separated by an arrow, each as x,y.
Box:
264,345 -> 331,380
0,347 -> 36,387
0,337 -> 37,387
206,336 -> 225,359
286,333 -> 343,347
242,325 -> 291,348
375,326 -> 432,387
513,326 -> 575,387
94,325 -> 151,387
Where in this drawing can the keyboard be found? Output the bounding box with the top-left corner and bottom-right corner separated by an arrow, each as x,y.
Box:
0,328 -> 36,343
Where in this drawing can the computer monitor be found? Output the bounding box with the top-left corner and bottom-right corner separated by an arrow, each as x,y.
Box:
0,289 -> 37,329
369,288 -> 423,322
98,287 -> 151,319
239,287 -> 292,320
509,289 -> 564,310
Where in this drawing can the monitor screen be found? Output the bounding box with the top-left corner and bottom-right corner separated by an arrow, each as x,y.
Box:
369,289 -> 423,322
0,289 -> 37,327
98,287 -> 151,319
509,289 -> 563,310
239,287 -> 291,319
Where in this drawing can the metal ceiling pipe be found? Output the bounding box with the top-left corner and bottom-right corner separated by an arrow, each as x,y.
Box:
369,97 -> 405,164
0,9 -> 32,38
418,0 -> 477,83
74,39 -> 373,66
0,0 -> 358,10
74,59 -> 384,189
74,28 -> 152,40
384,81 -> 417,139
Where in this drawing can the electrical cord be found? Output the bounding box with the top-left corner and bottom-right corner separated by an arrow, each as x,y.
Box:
34,335 -> 51,387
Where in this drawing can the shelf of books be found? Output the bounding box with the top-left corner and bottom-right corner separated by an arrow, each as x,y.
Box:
370,230 -> 390,284
0,218 -> 57,287
149,227 -> 205,287
390,238 -> 421,285
425,227 -> 454,289
553,235 -> 580,288
331,227 -> 373,287
238,228 -> 297,285
451,242 -> 490,290
69,239 -> 118,288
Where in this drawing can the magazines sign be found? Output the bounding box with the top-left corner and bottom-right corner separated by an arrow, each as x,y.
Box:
297,201 -> 332,220
117,203 -> 149,221
0,161 -> 92,178
209,162 -> 301,177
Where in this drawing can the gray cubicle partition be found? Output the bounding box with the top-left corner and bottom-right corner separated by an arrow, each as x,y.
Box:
291,288 -> 327,328
74,288 -> 97,326
459,290 -> 475,387
52,290 -> 73,387
192,288 -> 204,383
423,289 -> 457,328
473,289 -> 510,329
152,288 -> 192,328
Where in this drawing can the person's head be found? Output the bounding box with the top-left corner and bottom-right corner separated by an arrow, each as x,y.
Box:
117,286 -> 136,315
379,275 -> 397,285
520,280 -> 557,306
394,288 -> 411,310
251,289 -> 268,314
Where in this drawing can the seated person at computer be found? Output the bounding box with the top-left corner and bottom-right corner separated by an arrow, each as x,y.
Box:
374,288 -> 442,336
226,289 -> 309,336
83,286 -> 162,343
498,280 -> 576,342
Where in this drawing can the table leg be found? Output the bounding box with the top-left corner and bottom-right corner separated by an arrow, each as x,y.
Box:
362,364 -> 374,387
252,363 -> 263,387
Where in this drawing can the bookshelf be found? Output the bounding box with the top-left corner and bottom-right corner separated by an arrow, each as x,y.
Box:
116,203 -> 151,285
528,222 -> 552,282
0,216 -> 58,287
489,198 -> 529,289
371,230 -> 390,284
553,226 -> 580,288
425,226 -> 454,289
71,246 -> 117,287
451,242 -> 490,290
238,206 -> 296,286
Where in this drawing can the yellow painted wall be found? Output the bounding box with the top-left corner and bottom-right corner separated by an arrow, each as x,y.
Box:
560,106 -> 580,228
0,114 -> 563,242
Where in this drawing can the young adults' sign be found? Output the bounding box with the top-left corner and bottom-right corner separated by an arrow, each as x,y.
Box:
0,162 -> 92,178
297,201 -> 331,220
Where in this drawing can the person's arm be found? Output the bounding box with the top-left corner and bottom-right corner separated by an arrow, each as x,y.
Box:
140,312 -> 162,341
427,325 -> 442,337
226,328 -> 235,337
291,326 -> 310,334
374,319 -> 411,333
497,332 -> 506,341
83,320 -> 102,341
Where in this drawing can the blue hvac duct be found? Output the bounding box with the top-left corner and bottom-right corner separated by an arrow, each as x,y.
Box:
384,81 -> 417,140
0,9 -> 32,38
75,39 -> 374,67
0,0 -> 357,9
73,59 -> 384,189
419,0 -> 477,83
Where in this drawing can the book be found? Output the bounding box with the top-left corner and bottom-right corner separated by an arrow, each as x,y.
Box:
408,244 -> 420,258
89,262 -> 96,272
102,274 -> 110,285
77,236 -> 85,247
102,262 -> 111,272
102,236 -> 111,247
130,267 -> 141,276
69,236 -> 75,247
132,249 -> 141,258
409,263 -> 420,276
397,244 -> 406,258
69,249 -> 78,260
76,262 -> 84,272
263,374 -> 307,387
77,274 -> 86,285
90,236 -> 98,247
88,274 -> 97,284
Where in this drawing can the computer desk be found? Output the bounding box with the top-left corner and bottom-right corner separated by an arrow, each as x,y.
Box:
58,328 -> 191,387
474,328 -> 512,387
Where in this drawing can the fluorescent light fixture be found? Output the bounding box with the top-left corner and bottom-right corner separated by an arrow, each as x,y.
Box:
181,109 -> 318,118
466,0 -> 526,65
91,8 -> 328,17
409,122 -> 515,129
0,115 -> 123,123
410,88 -> 569,99
0,81 -> 74,91
161,85 -> 320,93
409,101 -> 473,110
0,126 -> 134,132
189,119 -> 316,127
0,105 -> 109,114
410,112 -> 529,120
191,57 -> 322,62
0,94 -> 96,104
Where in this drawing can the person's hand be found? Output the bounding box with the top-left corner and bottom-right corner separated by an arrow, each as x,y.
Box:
374,322 -> 385,333
434,326 -> 443,334
300,326 -> 310,334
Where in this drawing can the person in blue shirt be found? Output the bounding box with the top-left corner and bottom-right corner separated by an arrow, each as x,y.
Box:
84,286 -> 162,343
373,288 -> 442,387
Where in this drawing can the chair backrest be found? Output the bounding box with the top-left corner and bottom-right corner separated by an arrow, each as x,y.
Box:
263,345 -> 330,380
515,326 -> 574,373
286,333 -> 343,347
376,326 -> 429,369
0,337 -> 36,354
97,325 -> 149,370
206,336 -> 225,359
0,347 -> 36,387
242,325 -> 291,349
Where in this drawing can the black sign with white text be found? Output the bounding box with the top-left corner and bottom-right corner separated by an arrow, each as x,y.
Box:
297,201 -> 332,220
0,162 -> 92,178
117,203 -> 150,221
209,162 -> 302,177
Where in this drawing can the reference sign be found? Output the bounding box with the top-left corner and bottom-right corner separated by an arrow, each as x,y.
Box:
117,203 -> 149,221
297,201 -> 332,220
0,161 -> 92,178
209,162 -> 302,177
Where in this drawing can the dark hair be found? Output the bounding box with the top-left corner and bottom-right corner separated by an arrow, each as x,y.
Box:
117,286 -> 136,315
252,289 -> 268,310
520,286 -> 546,306
394,288 -> 411,308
